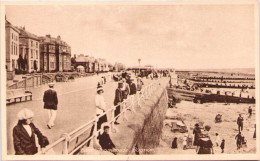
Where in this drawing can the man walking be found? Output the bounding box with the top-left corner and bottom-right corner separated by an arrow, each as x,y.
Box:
43,83 -> 58,129
237,114 -> 244,132
114,82 -> 123,125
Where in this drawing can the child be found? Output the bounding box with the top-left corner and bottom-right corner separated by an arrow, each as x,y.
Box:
183,135 -> 188,150
172,137 -> 178,149
220,139 -> 225,153
215,133 -> 220,146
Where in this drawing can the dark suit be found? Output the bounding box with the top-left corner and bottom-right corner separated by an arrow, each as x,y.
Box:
114,88 -> 123,119
129,83 -> 137,95
43,89 -> 58,110
13,122 -> 48,155
99,132 -> 115,150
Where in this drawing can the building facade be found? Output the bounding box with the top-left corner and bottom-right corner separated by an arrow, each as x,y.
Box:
18,27 -> 40,73
39,35 -> 71,72
5,20 -> 20,79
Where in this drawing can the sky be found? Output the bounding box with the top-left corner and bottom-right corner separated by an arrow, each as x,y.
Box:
5,4 -> 256,69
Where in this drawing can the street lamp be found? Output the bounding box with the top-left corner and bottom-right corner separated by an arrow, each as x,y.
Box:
138,58 -> 141,74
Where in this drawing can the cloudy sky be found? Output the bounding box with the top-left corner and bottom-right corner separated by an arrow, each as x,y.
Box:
5,3 -> 256,69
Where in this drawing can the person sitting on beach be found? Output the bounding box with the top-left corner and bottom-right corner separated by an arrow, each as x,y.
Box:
215,114 -> 222,123
99,126 -> 117,155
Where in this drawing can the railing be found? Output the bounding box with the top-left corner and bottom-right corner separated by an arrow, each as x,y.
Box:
37,79 -> 164,155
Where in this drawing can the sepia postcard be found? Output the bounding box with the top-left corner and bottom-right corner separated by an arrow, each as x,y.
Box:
0,0 -> 259,160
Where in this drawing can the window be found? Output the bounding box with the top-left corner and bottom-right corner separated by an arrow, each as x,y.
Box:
36,50 -> 38,59
31,60 -> 33,69
31,41 -> 33,47
31,49 -> 33,58
12,33 -> 13,39
50,62 -> 54,68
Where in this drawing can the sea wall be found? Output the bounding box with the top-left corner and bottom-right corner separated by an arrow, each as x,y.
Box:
111,83 -> 168,154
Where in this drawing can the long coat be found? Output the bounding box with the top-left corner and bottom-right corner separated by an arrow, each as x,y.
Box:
99,132 -> 115,150
43,89 -> 58,110
114,88 -> 123,106
13,122 -> 48,155
129,83 -> 137,95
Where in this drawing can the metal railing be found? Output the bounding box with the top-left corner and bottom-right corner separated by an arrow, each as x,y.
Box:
37,79 -> 164,155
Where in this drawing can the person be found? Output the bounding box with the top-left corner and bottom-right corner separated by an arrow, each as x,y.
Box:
129,78 -> 137,95
121,78 -> 130,99
193,123 -> 201,146
196,136 -> 214,154
215,114 -> 222,123
113,82 -> 123,125
13,108 -> 49,155
136,77 -> 144,91
172,137 -> 178,149
220,139 -> 225,153
43,83 -> 58,129
99,125 -> 117,155
215,133 -> 220,147
253,124 -> 256,138
235,132 -> 242,150
183,135 -> 187,150
237,114 -> 244,132
95,86 -> 108,130
248,106 -> 252,118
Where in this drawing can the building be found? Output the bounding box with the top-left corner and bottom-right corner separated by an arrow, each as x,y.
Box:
5,19 -> 20,80
18,26 -> 40,73
39,35 -> 71,72
74,54 -> 95,73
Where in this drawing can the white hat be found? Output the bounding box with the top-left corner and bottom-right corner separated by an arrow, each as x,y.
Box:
48,83 -> 55,87
97,87 -> 104,92
17,108 -> 34,120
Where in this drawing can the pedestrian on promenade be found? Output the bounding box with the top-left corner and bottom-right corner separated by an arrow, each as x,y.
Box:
237,114 -> 244,132
43,83 -> 58,129
122,78 -> 130,99
248,106 -> 252,118
129,78 -> 137,95
220,139 -> 225,153
13,108 -> 49,155
193,123 -> 201,146
136,77 -> 144,91
95,86 -> 108,130
182,135 -> 187,150
114,82 -> 123,125
235,131 -> 242,150
99,125 -> 117,155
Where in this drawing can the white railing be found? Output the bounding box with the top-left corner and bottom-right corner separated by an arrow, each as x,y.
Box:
37,79 -> 163,155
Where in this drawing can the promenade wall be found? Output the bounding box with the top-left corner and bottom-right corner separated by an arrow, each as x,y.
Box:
110,83 -> 168,154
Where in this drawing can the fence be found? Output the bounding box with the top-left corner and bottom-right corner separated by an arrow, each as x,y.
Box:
8,74 -> 42,90
37,79 -> 164,155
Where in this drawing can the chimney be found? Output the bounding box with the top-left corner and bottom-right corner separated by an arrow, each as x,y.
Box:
57,35 -> 61,40
46,34 -> 51,38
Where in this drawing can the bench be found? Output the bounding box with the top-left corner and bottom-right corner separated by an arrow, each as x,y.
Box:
6,89 -> 32,105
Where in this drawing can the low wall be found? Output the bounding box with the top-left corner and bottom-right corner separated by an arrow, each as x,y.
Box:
111,83 -> 168,154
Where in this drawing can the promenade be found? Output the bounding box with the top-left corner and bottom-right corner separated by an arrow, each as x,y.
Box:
6,73 -> 153,154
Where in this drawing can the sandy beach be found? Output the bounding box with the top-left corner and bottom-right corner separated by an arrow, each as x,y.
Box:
156,101 -> 256,154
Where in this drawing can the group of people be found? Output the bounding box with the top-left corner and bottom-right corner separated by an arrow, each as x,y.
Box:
93,72 -> 144,154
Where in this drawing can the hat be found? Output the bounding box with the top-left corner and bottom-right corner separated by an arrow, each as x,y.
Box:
118,81 -> 123,84
48,83 -> 55,87
17,108 -> 34,120
195,123 -> 199,127
97,87 -> 104,92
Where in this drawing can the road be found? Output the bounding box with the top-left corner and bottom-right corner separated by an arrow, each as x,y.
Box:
6,73 -> 153,154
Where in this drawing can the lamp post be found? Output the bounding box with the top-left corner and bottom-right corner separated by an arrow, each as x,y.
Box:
138,58 -> 141,74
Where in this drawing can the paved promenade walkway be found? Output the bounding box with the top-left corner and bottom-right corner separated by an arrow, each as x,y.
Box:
6,74 -> 153,154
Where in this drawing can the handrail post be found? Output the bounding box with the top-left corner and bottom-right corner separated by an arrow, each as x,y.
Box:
92,117 -> 99,149
111,106 -> 117,133
123,101 -> 128,121
61,133 -> 70,154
